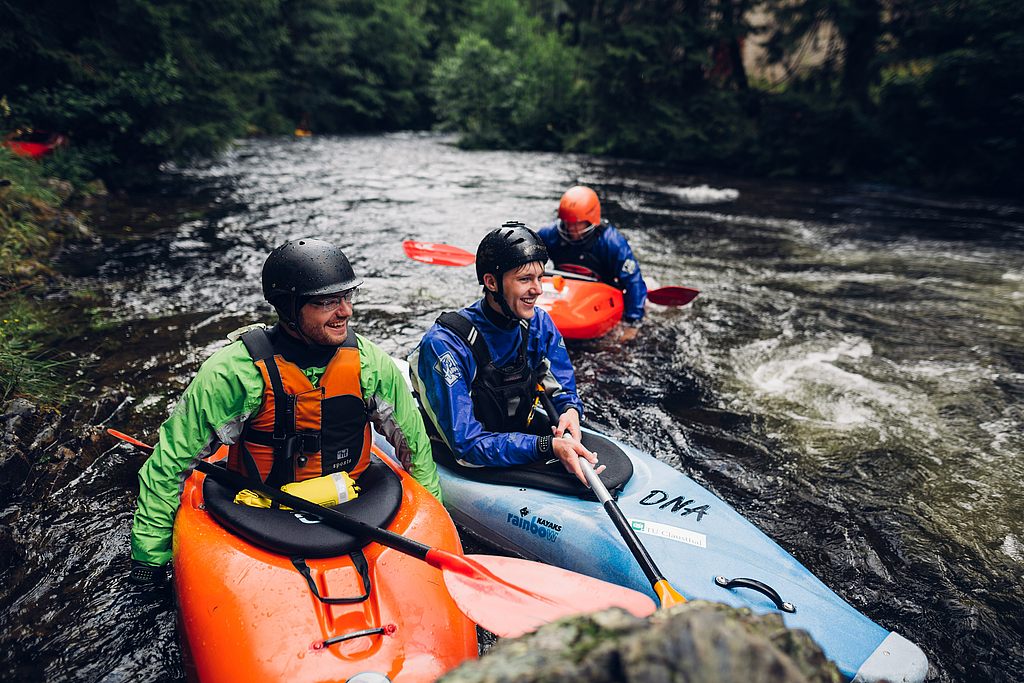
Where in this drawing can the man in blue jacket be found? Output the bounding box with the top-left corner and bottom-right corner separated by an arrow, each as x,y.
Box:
410,222 -> 603,485
538,185 -> 648,341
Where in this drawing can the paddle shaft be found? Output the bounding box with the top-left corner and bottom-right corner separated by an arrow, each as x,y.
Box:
403,241 -> 697,303
194,460 -> 441,563
539,391 -> 685,606
109,427 -> 660,636
109,428 -> 432,560
578,458 -> 667,589
108,428 -> 154,452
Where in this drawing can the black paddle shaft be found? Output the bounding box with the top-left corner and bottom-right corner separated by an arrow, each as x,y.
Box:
193,460 -> 431,560
537,391 -> 670,590
600,499 -> 667,588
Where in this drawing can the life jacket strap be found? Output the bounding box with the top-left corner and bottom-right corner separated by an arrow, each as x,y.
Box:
435,311 -> 539,430
436,311 -> 530,368
436,311 -> 491,364
242,426 -> 321,454
241,327 -> 299,487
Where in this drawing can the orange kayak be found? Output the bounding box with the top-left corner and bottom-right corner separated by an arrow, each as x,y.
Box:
538,275 -> 623,340
173,446 -> 478,682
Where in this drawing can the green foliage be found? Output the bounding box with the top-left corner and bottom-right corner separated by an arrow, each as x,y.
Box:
874,0 -> 1024,191
1,0 -> 285,184
0,298 -> 82,407
0,148 -> 60,274
276,0 -> 434,132
431,0 -> 582,149
428,0 -> 1021,193
2,0 -> 1021,196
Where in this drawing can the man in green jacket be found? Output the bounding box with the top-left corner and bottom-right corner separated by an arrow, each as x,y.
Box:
128,238 -> 442,585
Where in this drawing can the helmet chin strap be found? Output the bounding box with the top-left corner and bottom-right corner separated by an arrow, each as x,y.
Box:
286,319 -> 316,346
485,281 -> 521,327
283,297 -> 317,346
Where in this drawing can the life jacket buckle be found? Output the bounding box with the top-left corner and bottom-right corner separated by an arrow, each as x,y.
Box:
299,433 -> 321,454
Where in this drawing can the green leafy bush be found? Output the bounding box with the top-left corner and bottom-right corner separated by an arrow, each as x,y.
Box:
431,0 -> 582,150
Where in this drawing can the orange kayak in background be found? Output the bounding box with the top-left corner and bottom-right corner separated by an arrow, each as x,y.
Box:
538,275 -> 623,340
173,446 -> 478,682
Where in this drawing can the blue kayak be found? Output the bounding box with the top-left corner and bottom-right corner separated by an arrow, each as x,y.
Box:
379,360 -> 928,682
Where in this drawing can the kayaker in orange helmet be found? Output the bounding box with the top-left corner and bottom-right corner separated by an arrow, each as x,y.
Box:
537,186 -> 649,342
410,222 -> 604,487
128,238 -> 442,586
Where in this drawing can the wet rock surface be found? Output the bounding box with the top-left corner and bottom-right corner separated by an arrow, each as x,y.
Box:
0,389 -> 129,505
441,602 -> 843,683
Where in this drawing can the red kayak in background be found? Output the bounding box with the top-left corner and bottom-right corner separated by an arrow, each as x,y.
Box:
3,130 -> 67,159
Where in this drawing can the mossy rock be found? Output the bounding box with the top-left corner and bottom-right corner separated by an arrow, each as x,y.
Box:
441,601 -> 843,683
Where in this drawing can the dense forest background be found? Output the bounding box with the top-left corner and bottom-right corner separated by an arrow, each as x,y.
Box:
2,0 -> 1022,193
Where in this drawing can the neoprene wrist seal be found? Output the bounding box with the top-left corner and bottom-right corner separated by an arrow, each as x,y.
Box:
129,559 -> 167,585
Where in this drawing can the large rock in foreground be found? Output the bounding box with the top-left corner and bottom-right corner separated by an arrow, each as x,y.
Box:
441,601 -> 843,683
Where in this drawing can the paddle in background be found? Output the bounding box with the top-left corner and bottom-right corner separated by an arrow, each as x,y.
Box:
402,240 -> 700,306
108,428 -> 656,637
536,394 -> 687,609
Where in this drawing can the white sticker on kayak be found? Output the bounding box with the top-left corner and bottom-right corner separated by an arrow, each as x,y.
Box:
629,519 -> 706,548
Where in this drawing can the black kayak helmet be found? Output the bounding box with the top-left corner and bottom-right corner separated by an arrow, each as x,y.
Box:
476,222 -> 549,320
476,222 -> 548,285
262,238 -> 363,326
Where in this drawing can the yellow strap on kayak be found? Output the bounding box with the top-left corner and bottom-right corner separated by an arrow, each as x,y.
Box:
233,471 -> 360,509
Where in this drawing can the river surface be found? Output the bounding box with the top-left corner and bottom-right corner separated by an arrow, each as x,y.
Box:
2,133 -> 1022,682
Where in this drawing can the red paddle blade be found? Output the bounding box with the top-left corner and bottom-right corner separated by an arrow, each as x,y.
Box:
439,553 -> 656,638
402,240 -> 476,267
647,286 -> 700,306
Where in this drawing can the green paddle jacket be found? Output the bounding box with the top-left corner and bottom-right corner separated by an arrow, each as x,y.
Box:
130,328 -> 442,567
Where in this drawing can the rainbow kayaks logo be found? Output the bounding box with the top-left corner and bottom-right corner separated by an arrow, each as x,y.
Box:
507,508 -> 562,542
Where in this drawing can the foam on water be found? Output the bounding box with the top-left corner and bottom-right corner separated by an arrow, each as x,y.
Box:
665,184 -> 740,204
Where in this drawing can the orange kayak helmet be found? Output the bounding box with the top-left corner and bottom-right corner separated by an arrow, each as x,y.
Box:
557,186 -> 601,226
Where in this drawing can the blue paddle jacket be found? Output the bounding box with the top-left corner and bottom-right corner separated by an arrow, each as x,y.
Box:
410,299 -> 584,467
537,221 -> 648,323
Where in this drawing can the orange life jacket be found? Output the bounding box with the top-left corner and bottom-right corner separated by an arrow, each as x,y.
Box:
227,328 -> 371,487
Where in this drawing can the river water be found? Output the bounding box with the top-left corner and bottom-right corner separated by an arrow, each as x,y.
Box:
2,133 -> 1021,682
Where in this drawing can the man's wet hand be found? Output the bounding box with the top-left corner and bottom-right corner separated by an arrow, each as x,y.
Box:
553,408 -> 582,442
552,435 -> 605,485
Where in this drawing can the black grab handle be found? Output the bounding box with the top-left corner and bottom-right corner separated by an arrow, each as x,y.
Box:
714,576 -> 796,613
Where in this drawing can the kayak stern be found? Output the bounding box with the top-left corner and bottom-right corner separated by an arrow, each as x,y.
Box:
851,631 -> 929,683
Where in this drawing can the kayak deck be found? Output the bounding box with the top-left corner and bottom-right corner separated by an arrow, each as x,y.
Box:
373,427 -> 927,683
173,446 -> 478,682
